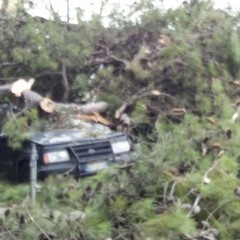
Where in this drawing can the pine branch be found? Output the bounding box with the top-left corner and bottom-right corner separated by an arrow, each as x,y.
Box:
2,221 -> 17,240
25,207 -> 51,240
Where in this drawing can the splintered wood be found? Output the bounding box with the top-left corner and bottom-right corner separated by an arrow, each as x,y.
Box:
77,112 -> 111,126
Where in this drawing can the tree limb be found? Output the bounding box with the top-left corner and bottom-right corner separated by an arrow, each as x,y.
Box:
66,0 -> 70,23
0,62 -> 20,68
61,61 -> 69,102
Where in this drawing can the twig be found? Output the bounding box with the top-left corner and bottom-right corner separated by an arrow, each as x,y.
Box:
163,182 -> 169,207
206,199 -> 233,222
2,221 -> 17,240
25,207 -> 51,240
0,62 -> 20,68
66,0 -> 70,23
61,61 -> 69,102
167,181 -> 180,205
169,181 -> 178,197
114,230 -> 129,240
105,47 -> 128,65
188,195 -> 201,216
99,0 -> 105,16
202,150 -> 224,184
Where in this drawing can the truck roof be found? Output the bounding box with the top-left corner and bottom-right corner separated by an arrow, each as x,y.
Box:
29,129 -> 125,145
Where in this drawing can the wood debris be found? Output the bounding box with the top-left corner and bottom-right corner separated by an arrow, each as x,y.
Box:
77,112 -> 111,126
206,117 -> 216,125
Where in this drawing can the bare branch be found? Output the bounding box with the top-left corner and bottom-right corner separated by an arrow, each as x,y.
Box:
66,0 -> 70,22
202,150 -> 225,184
0,62 -> 20,68
25,207 -> 51,240
2,221 -> 17,240
105,47 -> 128,66
61,61 -> 69,102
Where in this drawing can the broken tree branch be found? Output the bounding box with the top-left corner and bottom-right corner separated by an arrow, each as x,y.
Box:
61,61 -> 70,102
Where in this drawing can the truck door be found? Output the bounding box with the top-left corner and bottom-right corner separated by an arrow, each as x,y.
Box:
0,134 -> 14,172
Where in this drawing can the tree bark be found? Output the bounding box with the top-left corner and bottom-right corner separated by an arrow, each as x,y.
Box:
21,90 -> 43,108
66,0 -> 70,23
56,101 -> 109,115
0,84 -> 11,94
61,61 -> 69,102
0,81 -> 109,116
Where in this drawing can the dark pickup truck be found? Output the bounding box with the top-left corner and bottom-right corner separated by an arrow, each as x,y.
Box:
0,104 -> 133,182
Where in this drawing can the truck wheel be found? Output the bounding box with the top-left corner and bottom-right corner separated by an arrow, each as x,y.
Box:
18,161 -> 30,182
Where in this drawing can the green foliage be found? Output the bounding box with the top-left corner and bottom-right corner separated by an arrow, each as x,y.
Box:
131,100 -> 147,123
0,182 -> 28,205
138,209 -> 197,239
128,198 -> 155,222
74,74 -> 92,92
81,210 -> 112,240
98,93 -> 121,117
4,109 -> 39,149
211,78 -> 234,119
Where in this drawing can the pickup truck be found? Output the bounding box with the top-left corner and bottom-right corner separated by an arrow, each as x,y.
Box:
0,103 -> 133,182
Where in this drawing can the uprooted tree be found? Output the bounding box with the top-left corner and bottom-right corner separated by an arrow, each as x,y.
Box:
2,0 -> 240,239
1,0 -> 240,137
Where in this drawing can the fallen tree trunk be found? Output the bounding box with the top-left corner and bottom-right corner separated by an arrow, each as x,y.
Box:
55,101 -> 109,115
21,90 -> 44,107
0,84 -> 12,93
0,78 -> 35,99
0,79 -> 111,128
0,79 -> 109,115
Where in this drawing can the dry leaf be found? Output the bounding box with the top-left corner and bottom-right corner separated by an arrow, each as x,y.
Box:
211,142 -> 222,149
206,116 -> 216,125
158,35 -> 172,46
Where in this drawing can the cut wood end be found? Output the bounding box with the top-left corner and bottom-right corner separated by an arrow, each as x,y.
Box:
40,98 -> 55,113
11,78 -> 35,97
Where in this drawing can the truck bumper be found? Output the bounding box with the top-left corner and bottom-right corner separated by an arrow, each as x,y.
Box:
37,153 -> 131,179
